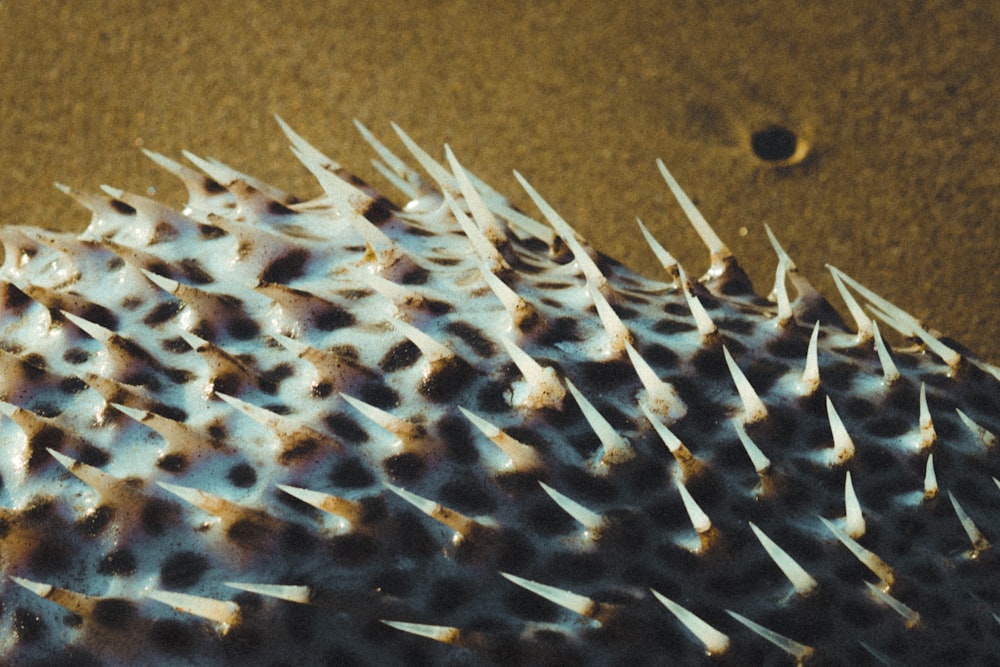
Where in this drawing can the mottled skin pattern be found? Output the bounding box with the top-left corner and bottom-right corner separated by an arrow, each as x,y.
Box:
0,120 -> 998,666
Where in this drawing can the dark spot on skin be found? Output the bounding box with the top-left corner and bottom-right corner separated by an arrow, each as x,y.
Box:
149,222 -> 178,245
162,336 -> 191,353
751,125 -> 799,162
399,266 -> 429,285
436,414 -> 478,464
261,249 -> 310,284
2,282 -> 31,310
98,549 -> 137,576
362,197 -> 396,225
198,222 -> 226,238
150,619 -> 196,656
92,599 -> 137,628
429,575 -> 472,615
160,551 -> 209,589
315,304 -> 356,330
149,402 -> 188,422
418,357 -> 476,403
20,354 -> 48,374
31,403 -> 62,418
227,518 -> 271,548
439,478 -> 494,514
225,316 -> 260,340
224,462 -> 256,488
262,362 -> 294,384
383,452 -> 426,482
477,380 -> 510,413
356,381 -> 400,409
538,317 -> 583,345
323,412 -> 369,443
27,425 -> 66,471
31,536 -> 72,575
79,302 -> 119,330
369,567 -> 413,598
178,258 -> 214,285
140,498 -> 176,535
13,607 -> 46,644
379,340 -> 421,372
157,453 -> 187,473
579,359 -> 633,392
445,321 -> 495,358
267,199 -> 296,216
281,522 -> 319,554
328,533 -> 378,564
329,457 -> 375,488
280,437 -> 320,464
77,505 -> 114,538
143,300 -> 183,326
120,294 -> 142,310
110,199 -> 137,216
59,376 -> 89,394
424,299 -> 455,315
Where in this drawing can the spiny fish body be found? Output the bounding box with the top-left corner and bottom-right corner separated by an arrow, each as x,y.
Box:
0,119 -> 998,666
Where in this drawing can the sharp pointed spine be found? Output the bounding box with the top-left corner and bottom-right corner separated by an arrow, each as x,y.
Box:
513,170 -> 608,289
381,620 -> 461,645
678,265 -> 718,338
387,483 -> 477,536
656,160 -> 731,277
444,145 -> 508,246
956,409 -> 997,450
539,481 -> 604,532
828,266 -> 873,341
146,590 -> 240,633
948,491 -> 991,553
565,379 -> 634,464
586,280 -> 631,353
501,572 -> 597,618
723,346 -> 768,423
749,522 -> 818,595
820,516 -> 895,586
872,321 -> 900,384
459,406 -> 544,472
918,383 -> 937,450
637,218 -> 679,281
389,317 -> 453,363
626,342 -> 687,422
391,122 -> 457,193
726,610 -> 814,662
650,589 -> 730,655
676,478 -> 712,534
800,321 -> 821,395
641,403 -> 703,478
225,582 -> 311,604
500,336 -> 566,410
480,268 -> 541,334
443,190 -> 508,272
733,419 -> 771,474
923,454 -> 938,499
863,581 -> 921,628
844,471 -> 865,538
772,255 -> 793,325
832,266 -> 962,369
277,484 -> 364,525
826,397 -> 856,465
339,392 -> 418,441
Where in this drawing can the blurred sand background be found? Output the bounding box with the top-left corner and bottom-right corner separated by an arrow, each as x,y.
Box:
1,1 -> 997,362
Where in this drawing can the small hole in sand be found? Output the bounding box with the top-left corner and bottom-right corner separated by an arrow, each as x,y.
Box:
751,125 -> 799,162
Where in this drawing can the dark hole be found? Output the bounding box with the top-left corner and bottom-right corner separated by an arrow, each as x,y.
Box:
750,125 -> 797,162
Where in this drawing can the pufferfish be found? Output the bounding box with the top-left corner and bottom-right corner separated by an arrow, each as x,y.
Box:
0,118 -> 997,667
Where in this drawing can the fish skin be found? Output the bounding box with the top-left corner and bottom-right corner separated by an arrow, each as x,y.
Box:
0,119 -> 998,665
